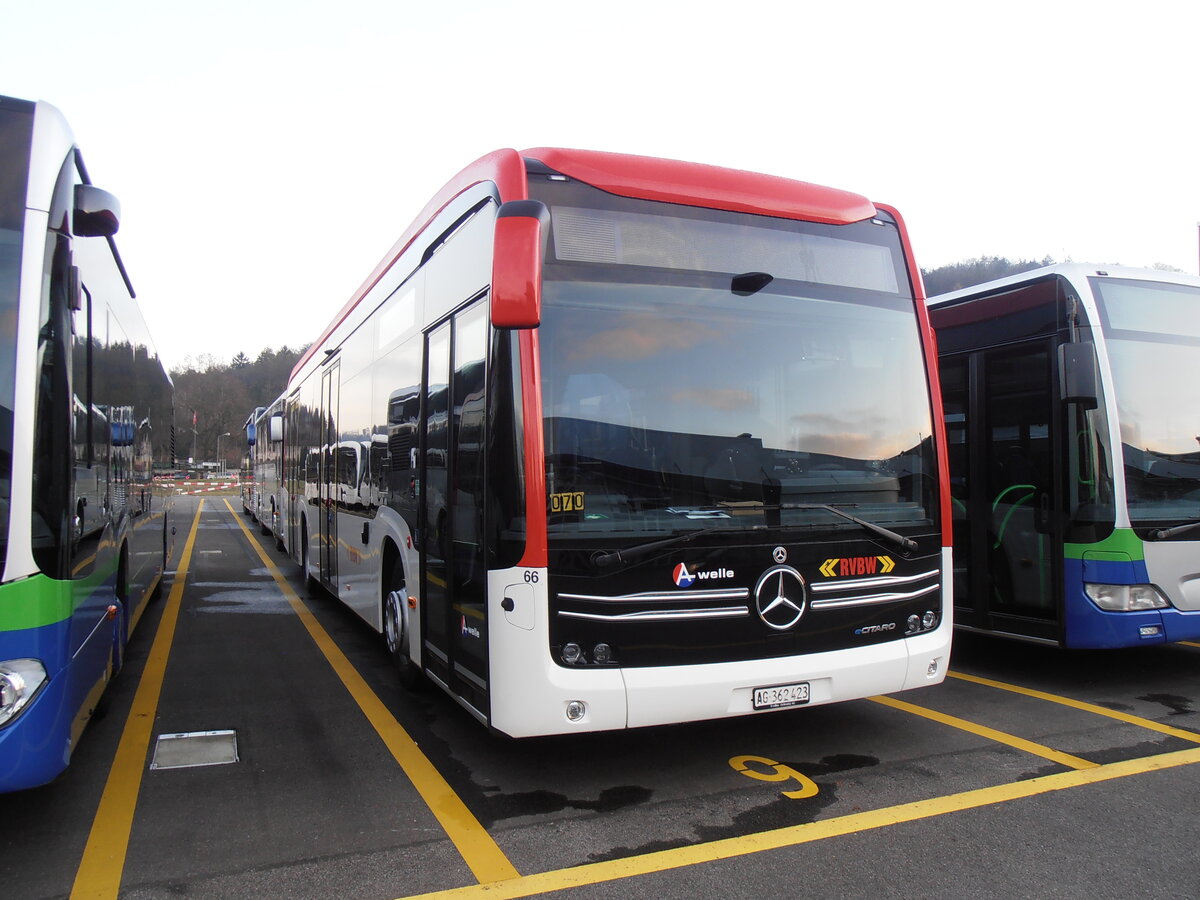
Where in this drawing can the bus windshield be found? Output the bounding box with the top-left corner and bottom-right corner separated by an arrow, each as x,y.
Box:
535,182 -> 937,541
1092,276 -> 1200,524
0,102 -> 33,564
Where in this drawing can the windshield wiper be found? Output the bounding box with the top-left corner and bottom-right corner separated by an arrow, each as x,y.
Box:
779,503 -> 919,554
1147,519 -> 1200,541
590,522 -> 754,570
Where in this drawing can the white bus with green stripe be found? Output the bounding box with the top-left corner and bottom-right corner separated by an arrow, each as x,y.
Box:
930,264 -> 1200,647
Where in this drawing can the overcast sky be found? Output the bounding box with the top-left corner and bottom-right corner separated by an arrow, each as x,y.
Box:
3,0 -> 1197,371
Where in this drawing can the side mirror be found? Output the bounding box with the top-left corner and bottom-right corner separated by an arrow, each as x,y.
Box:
491,200 -> 549,329
1060,341 -> 1099,409
269,415 -> 284,443
246,423 -> 257,447
73,184 -> 121,237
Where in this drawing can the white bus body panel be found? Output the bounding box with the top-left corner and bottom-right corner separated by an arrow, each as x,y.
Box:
1144,540 -> 1200,611
489,567 -> 628,736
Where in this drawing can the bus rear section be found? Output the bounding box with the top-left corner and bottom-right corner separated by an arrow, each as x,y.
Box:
286,147 -> 951,737
930,264 -> 1200,648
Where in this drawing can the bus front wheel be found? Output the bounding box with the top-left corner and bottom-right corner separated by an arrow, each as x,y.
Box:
384,559 -> 420,689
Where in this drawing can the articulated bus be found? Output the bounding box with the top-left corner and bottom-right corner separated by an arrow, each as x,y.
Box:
282,148 -> 951,736
930,264 -> 1200,648
244,395 -> 285,548
0,96 -> 174,789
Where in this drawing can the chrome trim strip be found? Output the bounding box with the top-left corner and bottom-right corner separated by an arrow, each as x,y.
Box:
559,606 -> 750,622
454,661 -> 488,692
558,588 -> 750,603
426,670 -> 487,724
954,623 -> 1059,647
811,569 -> 940,593
810,583 -> 940,609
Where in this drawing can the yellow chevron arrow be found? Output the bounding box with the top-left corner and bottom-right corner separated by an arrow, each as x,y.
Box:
877,555 -> 895,573
819,558 -> 839,578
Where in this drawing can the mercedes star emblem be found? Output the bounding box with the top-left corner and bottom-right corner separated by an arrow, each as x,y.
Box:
753,565 -> 807,630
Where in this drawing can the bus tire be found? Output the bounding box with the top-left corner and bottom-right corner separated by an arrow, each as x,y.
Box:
273,505 -> 285,551
383,558 -> 420,689
301,518 -> 316,594
112,545 -> 130,672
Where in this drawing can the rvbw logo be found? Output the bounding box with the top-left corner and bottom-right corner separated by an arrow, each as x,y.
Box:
460,615 -> 481,639
673,563 -> 735,588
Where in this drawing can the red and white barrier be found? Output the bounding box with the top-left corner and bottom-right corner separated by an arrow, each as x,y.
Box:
175,481 -> 243,495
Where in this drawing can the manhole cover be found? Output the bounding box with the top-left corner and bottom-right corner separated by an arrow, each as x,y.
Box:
150,730 -> 239,770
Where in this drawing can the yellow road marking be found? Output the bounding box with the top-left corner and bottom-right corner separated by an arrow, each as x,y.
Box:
729,755 -> 819,799
948,671 -> 1200,745
869,695 -> 1097,769
222,499 -> 519,885
1180,641 -> 1200,649
70,501 -> 205,900
403,746 -> 1200,899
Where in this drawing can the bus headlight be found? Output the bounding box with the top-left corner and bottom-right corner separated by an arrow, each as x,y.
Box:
1084,584 -> 1170,612
0,659 -> 47,726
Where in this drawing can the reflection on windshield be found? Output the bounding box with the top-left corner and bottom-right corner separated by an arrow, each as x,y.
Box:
540,281 -> 936,537
1094,277 -> 1200,523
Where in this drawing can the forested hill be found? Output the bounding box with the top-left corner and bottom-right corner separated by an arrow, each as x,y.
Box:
172,345 -> 307,470
920,255 -> 1055,297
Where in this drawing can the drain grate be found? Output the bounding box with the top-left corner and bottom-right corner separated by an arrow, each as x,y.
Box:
150,730 -> 239,770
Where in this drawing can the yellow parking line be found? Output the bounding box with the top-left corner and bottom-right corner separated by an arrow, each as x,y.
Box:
869,695 -> 1096,769
222,500 -> 519,885
70,501 -> 205,900
403,746 -> 1200,899
948,671 -> 1200,745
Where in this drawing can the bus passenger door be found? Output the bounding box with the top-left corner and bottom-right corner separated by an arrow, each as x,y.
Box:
420,302 -> 490,716
945,342 -> 1064,641
448,303 -> 489,702
422,323 -> 452,680
320,361 -> 340,587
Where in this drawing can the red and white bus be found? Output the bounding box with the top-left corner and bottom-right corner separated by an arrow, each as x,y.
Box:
281,148 -> 951,736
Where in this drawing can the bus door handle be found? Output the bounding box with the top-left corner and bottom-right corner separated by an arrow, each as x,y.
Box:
361,522 -> 370,545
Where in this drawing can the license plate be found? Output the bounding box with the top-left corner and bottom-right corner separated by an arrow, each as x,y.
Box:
753,681 -> 810,710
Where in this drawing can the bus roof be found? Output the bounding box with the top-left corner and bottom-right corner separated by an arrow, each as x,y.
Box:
293,148 -> 881,380
927,263 -> 1200,308
523,148 -> 876,226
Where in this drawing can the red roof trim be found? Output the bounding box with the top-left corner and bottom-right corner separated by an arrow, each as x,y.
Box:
520,147 -> 877,225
